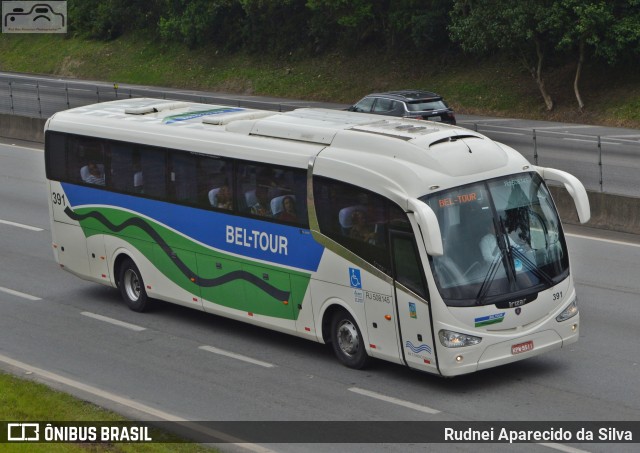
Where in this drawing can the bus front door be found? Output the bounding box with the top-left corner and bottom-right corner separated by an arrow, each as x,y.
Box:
391,231 -> 439,373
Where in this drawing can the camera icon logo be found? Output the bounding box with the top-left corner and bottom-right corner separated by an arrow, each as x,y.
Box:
2,2 -> 67,33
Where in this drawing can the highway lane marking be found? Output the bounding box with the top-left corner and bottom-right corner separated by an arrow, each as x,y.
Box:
199,345 -> 275,368
0,219 -> 44,231
348,387 -> 440,414
81,311 -> 146,331
2,143 -> 44,152
0,353 -> 278,453
458,119 -> 518,123
532,125 -> 592,130
563,138 -> 621,145
478,130 -> 524,136
566,233 -> 640,248
604,134 -> 640,139
0,286 -> 41,301
539,442 -> 591,453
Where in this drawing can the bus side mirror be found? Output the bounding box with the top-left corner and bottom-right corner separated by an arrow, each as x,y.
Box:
537,167 -> 591,224
408,198 -> 444,257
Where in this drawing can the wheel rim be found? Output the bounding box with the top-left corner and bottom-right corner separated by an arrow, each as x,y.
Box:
124,268 -> 141,302
336,319 -> 360,357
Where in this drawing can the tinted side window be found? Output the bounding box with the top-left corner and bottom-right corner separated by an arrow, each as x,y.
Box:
313,177 -> 411,274
373,98 -> 396,113
137,146 -> 167,198
353,97 -> 375,113
236,162 -> 308,226
110,142 -> 137,192
68,135 -> 108,186
392,234 -> 428,299
44,131 -> 68,181
197,156 -> 233,210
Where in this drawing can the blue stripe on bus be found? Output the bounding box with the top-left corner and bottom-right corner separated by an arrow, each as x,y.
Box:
62,183 -> 325,272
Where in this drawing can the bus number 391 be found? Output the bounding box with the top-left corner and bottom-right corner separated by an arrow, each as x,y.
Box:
52,192 -> 66,206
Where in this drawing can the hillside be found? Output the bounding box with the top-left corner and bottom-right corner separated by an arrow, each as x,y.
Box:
1,33 -> 639,128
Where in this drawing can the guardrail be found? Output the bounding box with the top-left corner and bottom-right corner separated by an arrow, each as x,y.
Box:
462,122 -> 640,196
0,77 -> 306,119
2,75 -> 639,200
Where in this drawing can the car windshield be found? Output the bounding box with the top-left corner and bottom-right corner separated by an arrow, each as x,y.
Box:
420,172 -> 569,307
407,99 -> 447,111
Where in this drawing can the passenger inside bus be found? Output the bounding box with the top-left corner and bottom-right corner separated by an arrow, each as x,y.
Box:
349,209 -> 377,245
250,185 -> 272,217
273,195 -> 297,222
216,185 -> 233,210
133,171 -> 144,192
80,162 -> 105,186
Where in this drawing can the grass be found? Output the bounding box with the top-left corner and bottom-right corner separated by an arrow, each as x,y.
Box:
1,33 -> 640,128
0,372 -> 216,452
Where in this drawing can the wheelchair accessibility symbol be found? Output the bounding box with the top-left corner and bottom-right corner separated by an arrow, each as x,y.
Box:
349,268 -> 362,288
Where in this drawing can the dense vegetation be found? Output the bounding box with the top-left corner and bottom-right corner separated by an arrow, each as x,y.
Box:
65,0 -> 640,112
1,1 -> 639,126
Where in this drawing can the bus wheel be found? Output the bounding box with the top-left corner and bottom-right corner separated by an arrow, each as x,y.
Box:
330,309 -> 369,369
118,258 -> 150,312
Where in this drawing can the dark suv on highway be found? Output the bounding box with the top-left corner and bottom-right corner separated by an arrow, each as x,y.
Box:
348,90 -> 456,125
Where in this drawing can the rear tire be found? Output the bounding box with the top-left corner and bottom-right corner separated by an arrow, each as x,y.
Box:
330,309 -> 369,369
118,258 -> 150,312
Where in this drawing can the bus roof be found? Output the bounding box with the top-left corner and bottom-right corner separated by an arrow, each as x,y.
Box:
47,98 -> 531,203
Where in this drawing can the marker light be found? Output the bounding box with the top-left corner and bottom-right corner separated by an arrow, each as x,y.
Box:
556,299 -> 578,322
439,330 -> 482,348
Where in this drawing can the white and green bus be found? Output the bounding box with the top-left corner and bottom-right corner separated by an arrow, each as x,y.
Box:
45,98 -> 590,377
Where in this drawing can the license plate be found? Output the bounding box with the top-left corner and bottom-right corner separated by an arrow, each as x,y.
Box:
511,340 -> 534,355
429,115 -> 441,122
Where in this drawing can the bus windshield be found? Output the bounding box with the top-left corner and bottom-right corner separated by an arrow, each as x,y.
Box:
421,172 -> 569,307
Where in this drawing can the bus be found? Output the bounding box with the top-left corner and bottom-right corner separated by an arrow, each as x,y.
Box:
44,98 -> 590,377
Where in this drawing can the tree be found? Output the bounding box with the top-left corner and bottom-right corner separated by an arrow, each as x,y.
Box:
239,0 -> 311,54
556,0 -> 640,109
68,0 -> 161,40
306,0 -> 383,51
449,0 -> 561,111
158,0 -> 244,50
387,0 -> 453,52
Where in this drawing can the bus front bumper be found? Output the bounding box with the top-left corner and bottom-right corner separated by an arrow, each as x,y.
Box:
439,316 -> 579,377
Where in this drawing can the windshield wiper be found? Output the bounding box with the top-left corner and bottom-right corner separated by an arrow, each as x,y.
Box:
475,219 -> 509,305
509,246 -> 554,287
475,246 -> 505,305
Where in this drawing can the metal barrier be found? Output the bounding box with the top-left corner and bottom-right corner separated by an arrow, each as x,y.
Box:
2,76 -> 639,198
0,77 -> 305,119
465,122 -> 639,198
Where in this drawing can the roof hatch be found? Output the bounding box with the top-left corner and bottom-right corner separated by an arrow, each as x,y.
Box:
124,101 -> 190,115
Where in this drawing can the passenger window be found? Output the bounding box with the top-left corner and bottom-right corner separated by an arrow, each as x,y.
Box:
373,98 -> 395,113
198,156 -> 233,210
236,162 -> 307,226
353,97 -> 375,113
67,136 -> 108,186
44,131 -> 68,181
137,146 -> 167,198
110,143 -> 166,198
110,143 -> 138,192
313,177 -> 411,274
392,234 -> 428,299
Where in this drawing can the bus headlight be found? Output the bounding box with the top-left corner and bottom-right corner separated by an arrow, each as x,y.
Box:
556,299 -> 578,322
438,330 -> 482,348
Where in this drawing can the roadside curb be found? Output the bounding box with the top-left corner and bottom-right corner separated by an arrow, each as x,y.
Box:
0,113 -> 46,143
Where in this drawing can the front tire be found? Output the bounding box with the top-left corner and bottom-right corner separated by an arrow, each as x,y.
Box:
118,258 -> 150,312
330,309 -> 369,369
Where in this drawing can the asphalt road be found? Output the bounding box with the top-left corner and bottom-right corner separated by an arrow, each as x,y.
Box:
0,139 -> 639,452
2,71 -> 640,197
